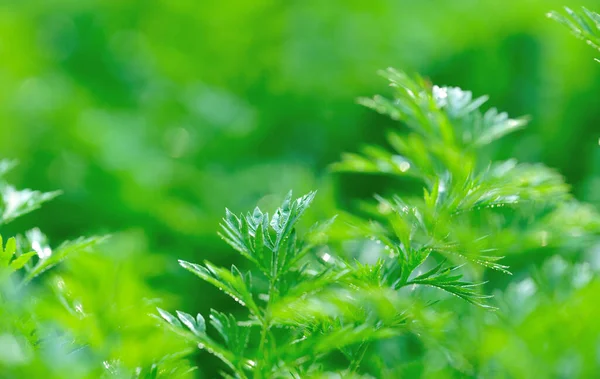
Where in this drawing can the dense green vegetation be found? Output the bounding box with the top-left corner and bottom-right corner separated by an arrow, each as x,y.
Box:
1,2 -> 599,378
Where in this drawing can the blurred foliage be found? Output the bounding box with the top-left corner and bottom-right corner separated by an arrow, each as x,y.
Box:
0,162 -> 194,377
0,0 -> 599,377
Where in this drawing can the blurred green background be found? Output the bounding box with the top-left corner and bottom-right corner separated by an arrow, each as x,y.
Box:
1,0 -> 599,376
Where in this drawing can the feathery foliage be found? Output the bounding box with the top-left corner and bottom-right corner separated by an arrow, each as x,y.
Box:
548,7 -> 600,57
2,4 -> 600,378
158,59 -> 599,377
0,161 -> 195,378
0,160 -> 102,376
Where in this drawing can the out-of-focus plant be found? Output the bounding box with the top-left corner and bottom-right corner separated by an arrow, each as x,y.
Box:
0,160 -> 194,378
0,159 -> 101,377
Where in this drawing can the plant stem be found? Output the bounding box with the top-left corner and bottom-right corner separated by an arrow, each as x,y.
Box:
349,342 -> 369,373
255,278 -> 277,379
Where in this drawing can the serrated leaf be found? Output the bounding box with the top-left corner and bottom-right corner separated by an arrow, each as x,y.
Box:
196,313 -> 206,333
23,235 -> 106,283
254,221 -> 266,266
9,251 -> 36,271
179,260 -> 260,317
209,310 -> 250,357
0,236 -> 16,266
157,307 -> 183,328
0,185 -> 61,225
176,310 -> 205,336
405,262 -> 494,309
549,6 -> 600,54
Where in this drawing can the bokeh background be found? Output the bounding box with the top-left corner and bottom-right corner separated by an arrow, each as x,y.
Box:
1,0 -> 599,376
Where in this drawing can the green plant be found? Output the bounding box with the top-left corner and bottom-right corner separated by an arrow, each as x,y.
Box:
0,161 -> 194,378
0,160 -> 101,376
548,7 -> 600,58
3,4 -> 600,378
332,68 -> 599,377
158,62 -> 599,377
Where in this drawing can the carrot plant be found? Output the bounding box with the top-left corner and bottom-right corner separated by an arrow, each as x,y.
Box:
548,6 -> 600,58
2,5 -> 599,378
0,161 -> 192,378
0,160 -> 104,377
158,61 -> 600,377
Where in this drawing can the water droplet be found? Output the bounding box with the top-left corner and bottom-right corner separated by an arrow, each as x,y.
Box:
230,296 -> 246,306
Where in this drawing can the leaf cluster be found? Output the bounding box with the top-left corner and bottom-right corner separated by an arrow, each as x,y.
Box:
548,7 -> 600,58
0,161 -> 189,378
158,64 -> 600,377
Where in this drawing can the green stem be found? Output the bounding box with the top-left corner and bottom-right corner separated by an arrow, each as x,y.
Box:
349,342 -> 369,373
254,278 -> 277,379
